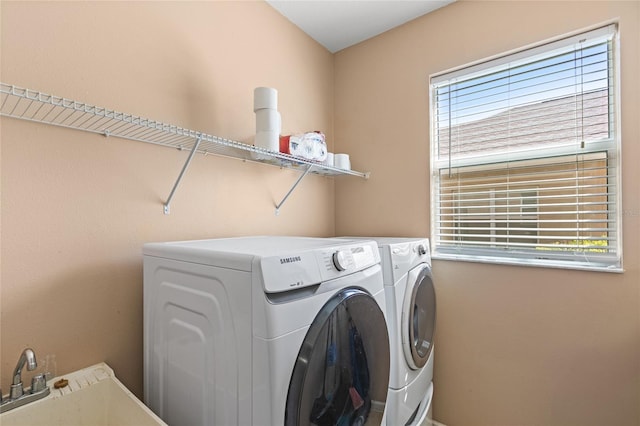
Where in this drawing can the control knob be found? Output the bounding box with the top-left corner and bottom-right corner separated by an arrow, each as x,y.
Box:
417,244 -> 427,256
332,250 -> 352,271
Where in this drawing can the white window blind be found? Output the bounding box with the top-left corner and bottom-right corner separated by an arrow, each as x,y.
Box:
430,24 -> 622,271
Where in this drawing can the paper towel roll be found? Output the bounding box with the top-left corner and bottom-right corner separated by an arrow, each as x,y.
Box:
334,153 -> 351,170
324,152 -> 335,167
255,109 -> 281,133
255,130 -> 280,152
254,87 -> 278,111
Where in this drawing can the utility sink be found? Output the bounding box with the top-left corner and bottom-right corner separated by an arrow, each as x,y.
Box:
0,363 -> 166,426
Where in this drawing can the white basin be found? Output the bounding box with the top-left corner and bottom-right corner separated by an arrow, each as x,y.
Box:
0,363 -> 166,426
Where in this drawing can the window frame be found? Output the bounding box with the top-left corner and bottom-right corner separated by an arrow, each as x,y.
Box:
429,23 -> 623,272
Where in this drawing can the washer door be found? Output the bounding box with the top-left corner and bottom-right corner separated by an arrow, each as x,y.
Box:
402,266 -> 436,370
285,287 -> 390,426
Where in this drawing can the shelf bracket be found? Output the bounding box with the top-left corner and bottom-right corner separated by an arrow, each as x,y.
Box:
275,164 -> 313,216
163,136 -> 202,214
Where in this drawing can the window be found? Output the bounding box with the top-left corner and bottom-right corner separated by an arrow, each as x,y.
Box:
430,24 -> 622,271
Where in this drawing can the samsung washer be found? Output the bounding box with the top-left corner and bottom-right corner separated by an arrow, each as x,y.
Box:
143,236 -> 390,426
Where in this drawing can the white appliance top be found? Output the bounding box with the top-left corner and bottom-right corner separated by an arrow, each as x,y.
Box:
143,236 -> 380,293
340,237 -> 431,284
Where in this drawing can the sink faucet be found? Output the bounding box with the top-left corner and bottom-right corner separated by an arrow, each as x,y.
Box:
10,348 -> 37,399
1,348 -> 51,413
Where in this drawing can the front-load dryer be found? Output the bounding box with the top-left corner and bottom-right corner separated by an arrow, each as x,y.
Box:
143,236 -> 390,426
343,237 -> 436,426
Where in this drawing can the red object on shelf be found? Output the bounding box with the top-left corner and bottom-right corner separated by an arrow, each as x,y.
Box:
279,135 -> 292,154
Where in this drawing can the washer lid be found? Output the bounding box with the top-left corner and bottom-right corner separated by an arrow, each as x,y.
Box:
401,265 -> 436,369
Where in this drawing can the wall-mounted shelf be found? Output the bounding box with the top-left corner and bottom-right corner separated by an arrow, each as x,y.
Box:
0,83 -> 369,214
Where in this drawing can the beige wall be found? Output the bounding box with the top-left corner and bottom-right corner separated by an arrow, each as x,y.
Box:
1,0 -> 336,396
335,1 -> 639,426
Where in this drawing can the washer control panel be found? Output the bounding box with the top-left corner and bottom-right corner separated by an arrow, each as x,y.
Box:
320,242 -> 379,279
332,249 -> 353,271
261,240 -> 380,293
329,244 -> 376,272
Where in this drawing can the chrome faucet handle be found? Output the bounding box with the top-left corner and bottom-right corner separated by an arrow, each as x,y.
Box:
31,374 -> 47,393
9,383 -> 24,400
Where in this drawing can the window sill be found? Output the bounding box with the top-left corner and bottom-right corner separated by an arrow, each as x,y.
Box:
432,252 -> 624,273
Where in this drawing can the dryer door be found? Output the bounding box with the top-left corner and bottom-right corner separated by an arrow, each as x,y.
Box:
402,266 -> 436,370
285,288 -> 390,426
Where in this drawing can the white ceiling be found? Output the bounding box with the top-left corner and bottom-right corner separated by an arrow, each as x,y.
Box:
266,0 -> 455,53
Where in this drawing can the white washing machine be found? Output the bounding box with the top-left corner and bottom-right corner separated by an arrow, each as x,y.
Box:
143,236 -> 391,426
344,237 -> 436,426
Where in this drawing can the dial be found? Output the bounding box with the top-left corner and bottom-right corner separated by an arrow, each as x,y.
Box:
332,250 -> 352,271
417,244 -> 427,256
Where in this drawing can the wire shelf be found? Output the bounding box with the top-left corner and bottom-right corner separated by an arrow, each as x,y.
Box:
1,83 -> 369,214
0,83 -> 368,179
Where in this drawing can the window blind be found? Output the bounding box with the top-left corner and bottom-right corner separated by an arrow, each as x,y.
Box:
430,25 -> 622,271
